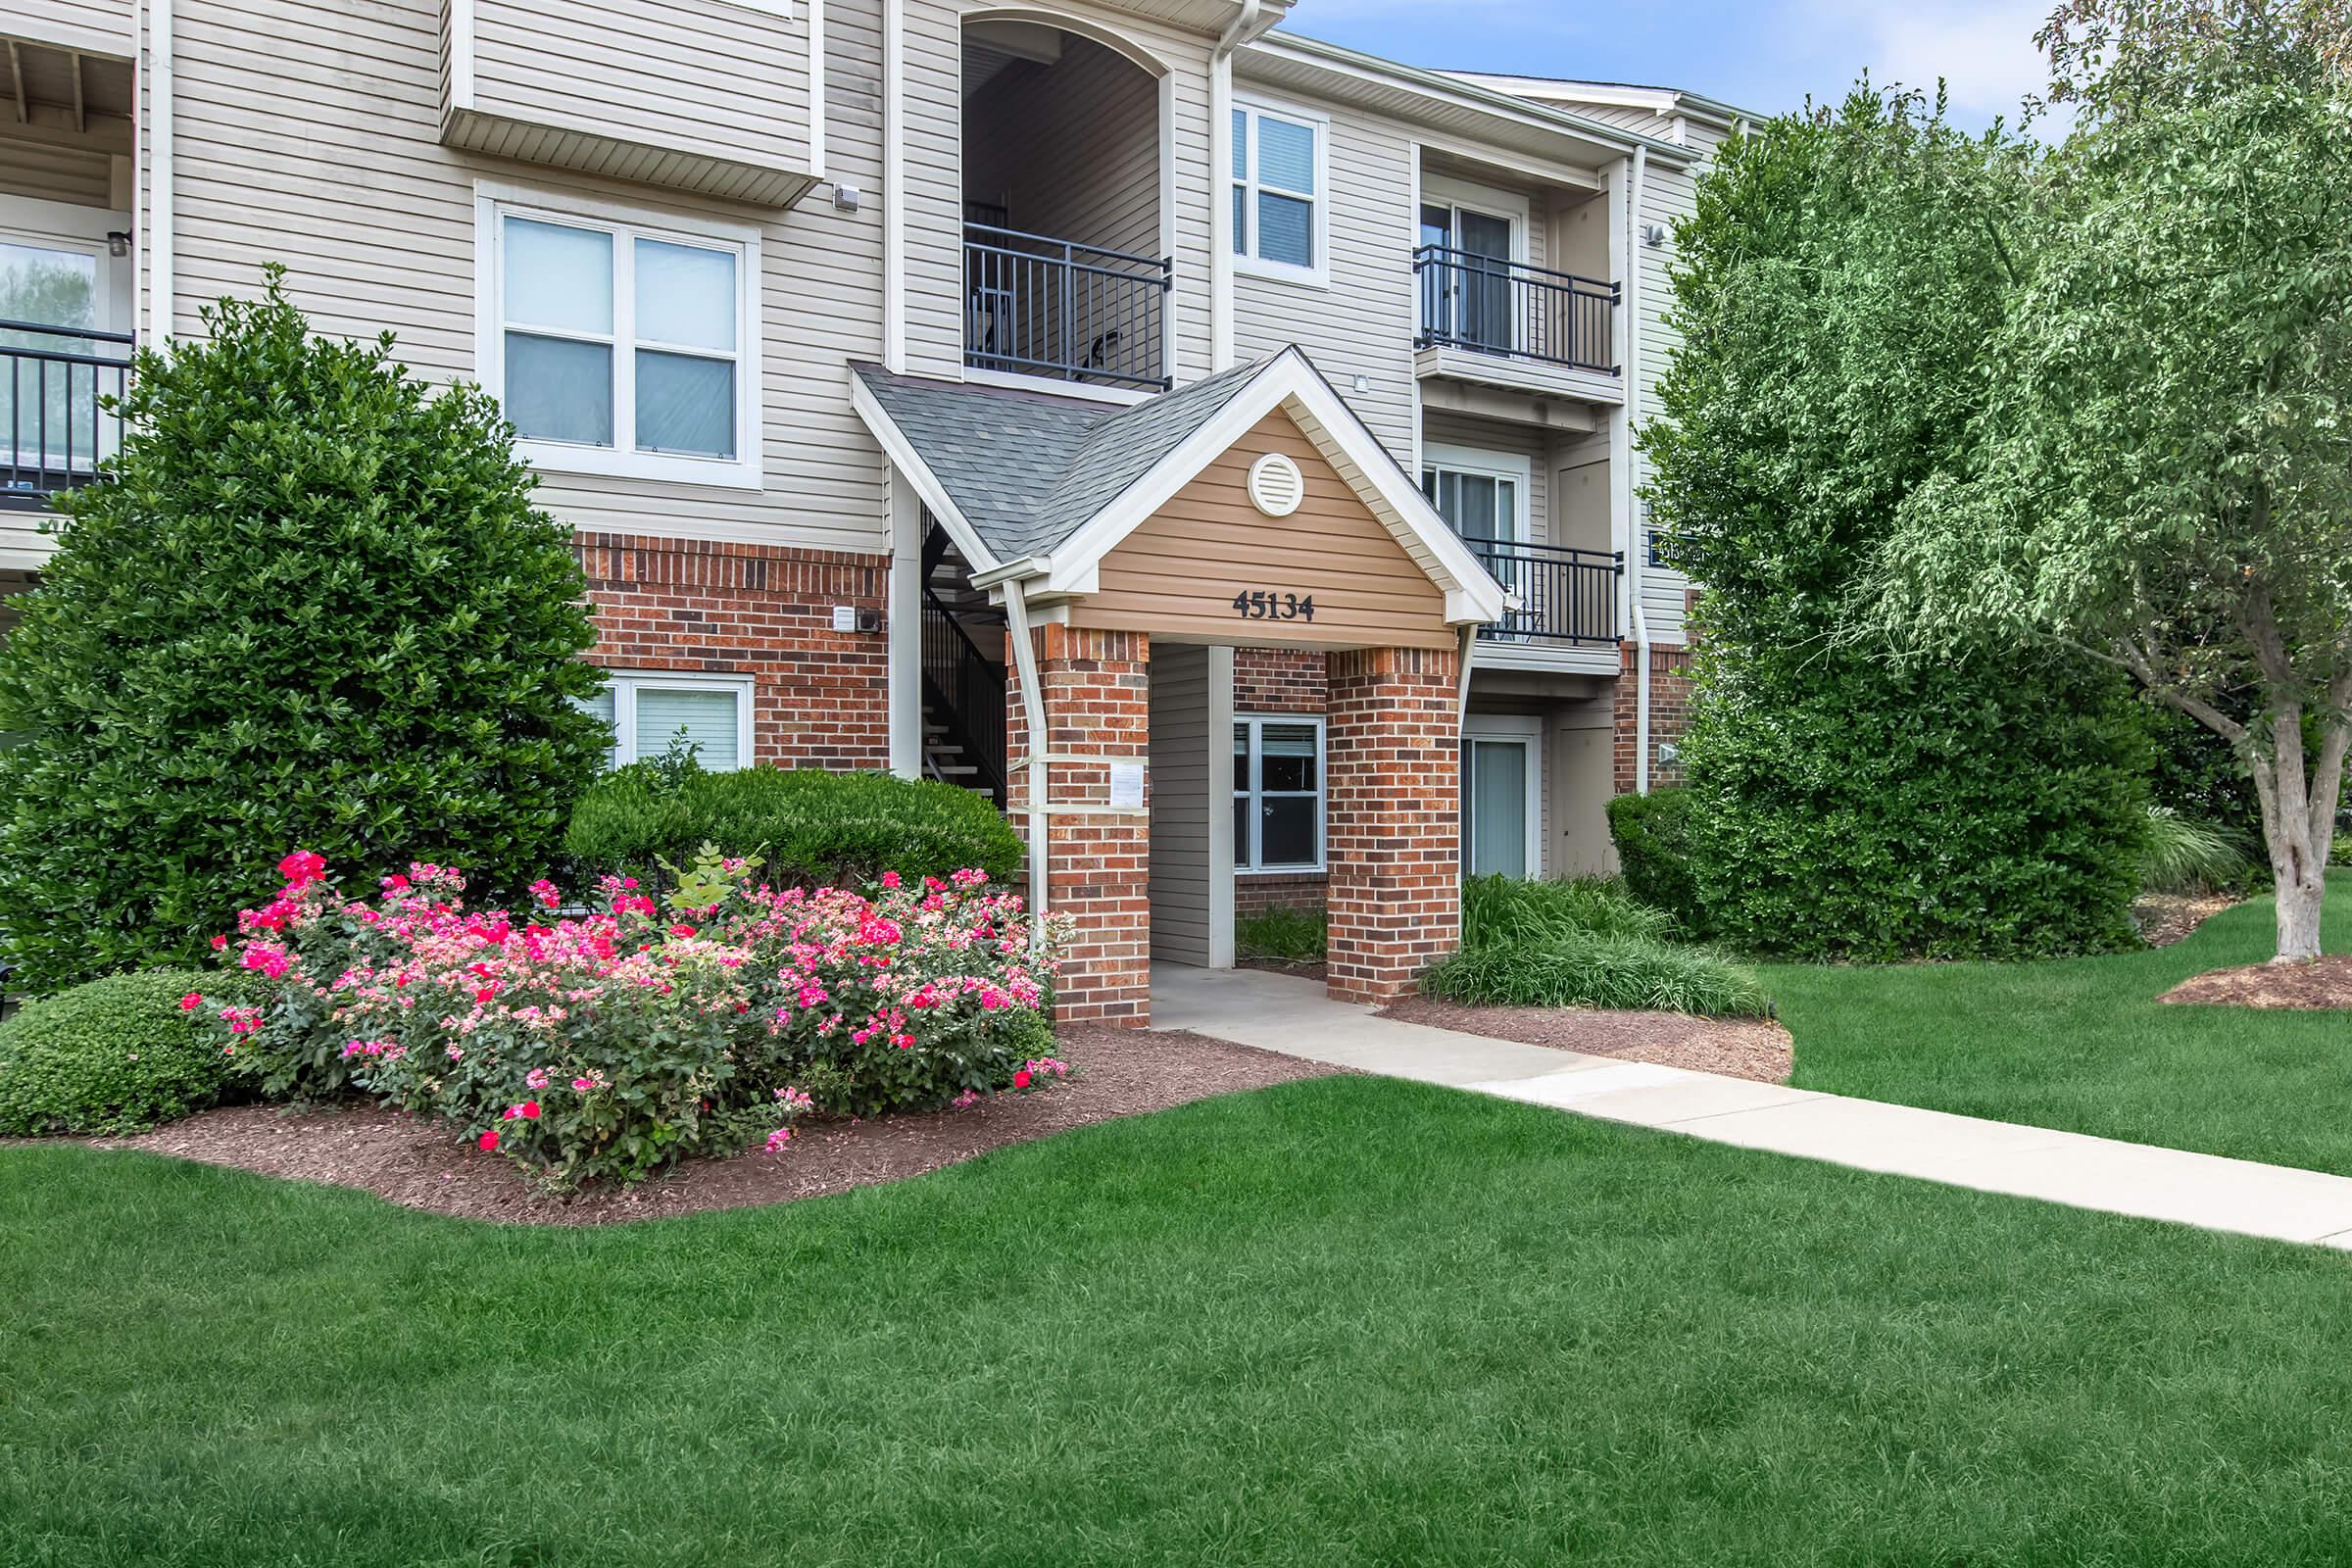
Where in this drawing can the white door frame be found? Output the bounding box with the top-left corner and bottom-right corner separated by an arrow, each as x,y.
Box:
1463,712 -> 1544,879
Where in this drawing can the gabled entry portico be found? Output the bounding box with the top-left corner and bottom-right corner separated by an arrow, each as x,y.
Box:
853,349 -> 1509,1025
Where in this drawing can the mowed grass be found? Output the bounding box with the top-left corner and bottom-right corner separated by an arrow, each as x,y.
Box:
1773,871 -> 2352,1175
11,1077 -> 2352,1564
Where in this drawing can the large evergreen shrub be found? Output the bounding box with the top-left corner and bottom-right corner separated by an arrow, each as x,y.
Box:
1642,90 -> 2148,960
0,270 -> 608,991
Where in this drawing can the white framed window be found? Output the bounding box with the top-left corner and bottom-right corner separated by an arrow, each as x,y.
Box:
475,183 -> 762,489
1233,714 -> 1325,872
1231,99 -> 1329,287
580,671 -> 756,771
1420,442 -> 1534,546
1463,714 -> 1543,880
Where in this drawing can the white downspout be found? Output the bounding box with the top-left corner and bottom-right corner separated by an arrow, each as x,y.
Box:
808,0 -> 826,182
1001,580 -> 1051,941
1624,145 -> 1651,794
146,0 -> 173,345
880,0 -> 904,373
1207,0 -> 1263,371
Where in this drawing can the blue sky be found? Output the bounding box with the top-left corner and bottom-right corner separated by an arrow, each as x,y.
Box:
1283,0 -> 2054,129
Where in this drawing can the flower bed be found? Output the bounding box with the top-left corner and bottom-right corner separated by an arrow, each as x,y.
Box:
193,851 -> 1062,1191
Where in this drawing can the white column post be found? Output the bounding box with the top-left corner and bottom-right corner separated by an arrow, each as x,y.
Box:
886,468 -> 923,778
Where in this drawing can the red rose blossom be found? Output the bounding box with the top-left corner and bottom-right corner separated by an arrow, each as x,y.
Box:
478,1130 -> 499,1152
1013,1070 -> 1032,1090
519,1101 -> 541,1120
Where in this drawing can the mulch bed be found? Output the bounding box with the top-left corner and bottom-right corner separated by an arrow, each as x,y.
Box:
2159,954 -> 2352,1010
2133,891 -> 2243,950
70,1027 -> 1336,1226
1379,995 -> 1792,1084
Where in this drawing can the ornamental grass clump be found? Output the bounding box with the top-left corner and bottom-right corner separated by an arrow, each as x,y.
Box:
191,849 -> 1061,1191
1423,875 -> 1770,1019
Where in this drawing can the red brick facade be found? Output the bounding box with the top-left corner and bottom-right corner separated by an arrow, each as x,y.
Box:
1005,624 -> 1153,1027
1612,642 -> 1694,794
576,534 -> 890,770
1325,646 -> 1461,1004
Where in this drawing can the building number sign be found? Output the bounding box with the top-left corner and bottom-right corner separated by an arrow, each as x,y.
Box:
1232,590 -> 1315,622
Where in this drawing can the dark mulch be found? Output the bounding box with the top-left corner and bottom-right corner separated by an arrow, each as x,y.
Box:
2133,891 -> 2244,950
1379,994 -> 1793,1084
2159,954 -> 2352,1011
1238,957 -> 1329,982
75,1027 -> 1336,1226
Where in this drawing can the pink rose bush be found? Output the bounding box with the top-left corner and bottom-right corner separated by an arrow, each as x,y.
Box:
187,849 -> 1065,1190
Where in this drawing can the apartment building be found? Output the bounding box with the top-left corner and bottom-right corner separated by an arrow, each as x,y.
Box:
0,0 -> 1743,1023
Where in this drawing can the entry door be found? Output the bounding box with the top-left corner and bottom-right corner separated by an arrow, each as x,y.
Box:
1463,719 -> 1542,879
1,197 -> 129,484
1419,199 -> 1517,354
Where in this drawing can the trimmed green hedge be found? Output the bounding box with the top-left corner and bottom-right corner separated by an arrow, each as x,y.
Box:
0,969 -> 254,1136
565,767 -> 1022,890
1604,789 -> 1702,932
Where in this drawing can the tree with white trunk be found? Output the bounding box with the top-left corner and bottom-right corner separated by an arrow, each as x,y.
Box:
1867,0 -> 2352,961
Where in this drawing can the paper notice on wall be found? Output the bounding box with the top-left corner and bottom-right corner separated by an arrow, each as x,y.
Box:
1108,762 -> 1145,810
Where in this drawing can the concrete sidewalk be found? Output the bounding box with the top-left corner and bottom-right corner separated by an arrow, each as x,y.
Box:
1152,965 -> 2352,1250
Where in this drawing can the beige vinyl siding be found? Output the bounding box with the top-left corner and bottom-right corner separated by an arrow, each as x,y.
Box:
1148,642 -> 1213,964
159,0 -> 893,555
1069,412 -> 1453,650
1631,121 -> 1719,644
10,0 -> 134,56
903,0 -> 1213,386
0,141 -> 113,207
459,0 -> 813,199
1230,93 -> 1414,454
964,36 -> 1158,260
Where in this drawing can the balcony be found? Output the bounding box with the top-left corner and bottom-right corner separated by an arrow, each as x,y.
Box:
1466,538 -> 1621,663
1413,247 -> 1621,405
2,320 -> 133,513
962,224 -> 1171,392
441,0 -> 818,209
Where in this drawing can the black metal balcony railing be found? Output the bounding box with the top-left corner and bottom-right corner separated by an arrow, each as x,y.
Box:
2,318 -> 134,510
1466,538 -> 1621,646
920,581 -> 1008,805
1414,246 -> 1617,374
963,223 -> 1172,391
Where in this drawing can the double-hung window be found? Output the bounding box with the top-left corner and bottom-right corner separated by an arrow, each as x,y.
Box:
579,671 -> 755,771
1233,715 -> 1324,872
482,190 -> 760,487
1231,101 -> 1326,285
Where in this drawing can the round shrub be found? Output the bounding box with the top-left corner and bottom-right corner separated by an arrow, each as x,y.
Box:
565,767 -> 1022,891
0,269 -> 609,994
0,968 -> 252,1136
1604,789 -> 1702,933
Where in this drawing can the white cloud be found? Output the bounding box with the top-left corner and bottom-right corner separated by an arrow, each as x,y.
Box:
1799,0 -> 2052,120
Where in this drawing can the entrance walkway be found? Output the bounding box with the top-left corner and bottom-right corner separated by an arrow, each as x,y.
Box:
1153,966 -> 2352,1250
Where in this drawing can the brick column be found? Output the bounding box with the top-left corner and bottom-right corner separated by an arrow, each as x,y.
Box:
1005,625 -> 1152,1026
1325,646 -> 1460,1004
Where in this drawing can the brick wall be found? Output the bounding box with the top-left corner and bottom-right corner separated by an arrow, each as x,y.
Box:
1612,642 -> 1694,794
1325,645 -> 1460,1004
576,534 -> 890,770
1005,624 -> 1153,1027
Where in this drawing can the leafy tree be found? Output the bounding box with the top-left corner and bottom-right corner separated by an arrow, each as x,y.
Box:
0,269 -> 609,991
1644,87 -> 2150,959
1870,0 -> 2352,959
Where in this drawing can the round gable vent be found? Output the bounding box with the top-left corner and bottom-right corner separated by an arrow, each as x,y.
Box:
1246,452 -> 1305,518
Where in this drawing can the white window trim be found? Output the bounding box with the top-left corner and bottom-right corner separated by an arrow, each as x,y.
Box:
594,670 -> 756,771
1463,713 -> 1544,880
473,180 -> 764,491
0,194 -> 134,336
1422,441 -> 1535,544
1418,173 -> 1532,265
1231,96 -> 1331,290
1234,712 -> 1327,874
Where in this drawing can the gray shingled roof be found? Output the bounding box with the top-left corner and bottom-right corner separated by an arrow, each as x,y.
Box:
853,358 -> 1275,563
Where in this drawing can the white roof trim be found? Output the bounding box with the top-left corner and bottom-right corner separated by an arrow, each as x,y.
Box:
1041,349 -> 1510,626
848,371 -> 1004,575
1443,73 -> 1681,115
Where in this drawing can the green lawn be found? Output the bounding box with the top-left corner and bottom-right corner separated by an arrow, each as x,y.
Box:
1774,872 -> 2352,1176
11,1077 -> 2352,1564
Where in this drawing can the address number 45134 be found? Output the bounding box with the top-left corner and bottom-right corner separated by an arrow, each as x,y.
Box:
1231,590 -> 1314,622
